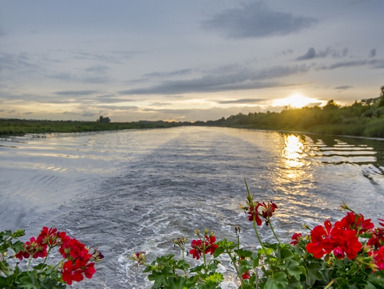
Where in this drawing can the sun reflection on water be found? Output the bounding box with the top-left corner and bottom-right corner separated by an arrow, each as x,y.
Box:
282,135 -> 305,168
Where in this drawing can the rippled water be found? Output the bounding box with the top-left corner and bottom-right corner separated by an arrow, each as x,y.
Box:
1,127 -> 384,288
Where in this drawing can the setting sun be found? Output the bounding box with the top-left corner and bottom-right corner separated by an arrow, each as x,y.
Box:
273,93 -> 320,108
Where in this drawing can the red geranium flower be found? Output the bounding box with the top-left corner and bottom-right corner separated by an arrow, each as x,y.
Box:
290,233 -> 302,246
247,204 -> 262,225
306,218 -> 362,260
204,235 -> 218,255
242,271 -> 251,279
368,228 -> 384,249
190,239 -> 203,260
259,201 -> 278,219
190,235 -> 219,260
370,245 -> 384,271
37,227 -> 59,246
15,236 -> 47,260
62,260 -> 85,285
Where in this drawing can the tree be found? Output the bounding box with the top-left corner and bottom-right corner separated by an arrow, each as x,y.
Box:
378,86 -> 384,107
97,116 -> 111,123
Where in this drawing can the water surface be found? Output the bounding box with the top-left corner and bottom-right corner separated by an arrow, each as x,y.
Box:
1,127 -> 384,288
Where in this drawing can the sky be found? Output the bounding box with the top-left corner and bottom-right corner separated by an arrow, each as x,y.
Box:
1,0 -> 384,122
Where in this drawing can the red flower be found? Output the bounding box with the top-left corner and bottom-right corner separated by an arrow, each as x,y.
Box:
246,201 -> 277,226
190,239 -> 203,260
37,227 -> 59,246
306,218 -> 362,260
204,235 -> 218,255
190,235 -> 219,260
247,204 -> 262,225
370,245 -> 384,271
333,247 -> 344,259
290,233 -> 302,246
62,260 -> 85,285
368,228 -> 384,249
241,271 -> 251,279
15,236 -> 47,260
134,251 -> 146,264
306,224 -> 330,258
259,201 -> 278,220
338,212 -> 374,234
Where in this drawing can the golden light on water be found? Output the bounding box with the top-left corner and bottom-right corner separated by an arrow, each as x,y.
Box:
282,135 -> 305,168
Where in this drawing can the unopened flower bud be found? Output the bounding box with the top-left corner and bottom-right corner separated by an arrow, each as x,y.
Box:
90,247 -> 104,262
302,223 -> 311,231
235,225 -> 241,235
194,229 -> 200,236
131,251 -> 146,265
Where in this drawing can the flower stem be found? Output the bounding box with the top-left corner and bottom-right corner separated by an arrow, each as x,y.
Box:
227,250 -> 244,289
253,217 -> 266,254
268,219 -> 280,244
324,279 -> 335,289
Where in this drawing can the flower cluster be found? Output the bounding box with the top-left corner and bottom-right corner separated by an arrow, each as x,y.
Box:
132,182 -> 384,289
190,233 -> 218,260
14,227 -> 103,285
241,186 -> 278,227
295,209 -> 384,271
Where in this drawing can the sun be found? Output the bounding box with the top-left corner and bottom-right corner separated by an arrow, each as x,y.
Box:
273,93 -> 318,108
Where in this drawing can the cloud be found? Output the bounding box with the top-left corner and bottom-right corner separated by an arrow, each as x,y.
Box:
370,49 -> 376,58
50,72 -> 110,84
120,64 -> 308,95
0,53 -> 36,72
55,90 -> 97,96
203,2 -> 316,38
218,98 -> 266,104
143,69 -> 193,79
335,85 -> 353,90
296,47 -> 348,61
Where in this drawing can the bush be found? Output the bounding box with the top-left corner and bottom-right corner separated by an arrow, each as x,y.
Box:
0,227 -> 103,288
133,182 -> 384,288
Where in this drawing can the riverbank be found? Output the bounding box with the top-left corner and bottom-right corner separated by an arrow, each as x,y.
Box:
0,119 -> 187,136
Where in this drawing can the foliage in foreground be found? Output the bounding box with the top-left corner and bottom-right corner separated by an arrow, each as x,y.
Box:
133,182 -> 384,288
0,227 -> 103,288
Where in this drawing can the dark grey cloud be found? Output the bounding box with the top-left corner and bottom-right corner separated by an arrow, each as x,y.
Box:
0,53 -> 36,72
80,111 -> 97,118
85,65 -> 109,73
218,98 -> 266,104
370,49 -> 376,58
203,2 -> 317,38
296,47 -> 348,61
120,64 -> 308,95
335,85 -> 353,90
143,69 -> 193,79
50,72 -> 110,84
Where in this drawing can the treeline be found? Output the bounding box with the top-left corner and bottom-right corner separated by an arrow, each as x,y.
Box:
200,86 -> 384,138
0,119 -> 189,136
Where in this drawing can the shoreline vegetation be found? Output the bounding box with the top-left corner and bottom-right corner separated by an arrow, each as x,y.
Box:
2,86 -> 384,138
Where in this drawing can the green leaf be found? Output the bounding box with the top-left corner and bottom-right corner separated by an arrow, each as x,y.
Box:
368,271 -> 384,289
265,272 -> 288,289
306,262 -> 325,286
213,246 -> 224,258
285,259 -> 306,281
235,248 -> 253,258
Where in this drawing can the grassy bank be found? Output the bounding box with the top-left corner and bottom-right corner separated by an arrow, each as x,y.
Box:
0,119 -> 186,137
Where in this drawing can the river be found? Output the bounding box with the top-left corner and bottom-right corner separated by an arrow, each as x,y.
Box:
1,126 -> 384,288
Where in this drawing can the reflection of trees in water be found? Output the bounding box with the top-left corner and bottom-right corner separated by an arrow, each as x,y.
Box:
305,134 -> 384,168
